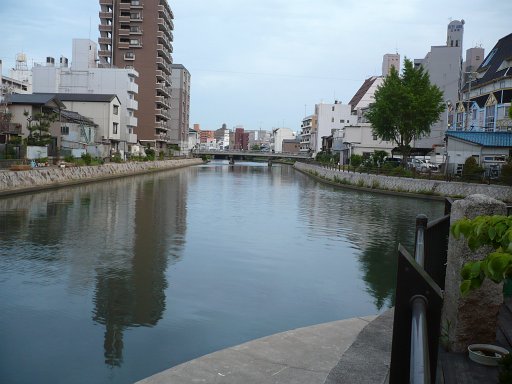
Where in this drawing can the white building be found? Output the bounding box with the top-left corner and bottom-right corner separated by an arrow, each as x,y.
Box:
170,64 -> 191,154
413,20 -> 465,150
32,39 -> 139,154
271,128 -> 295,153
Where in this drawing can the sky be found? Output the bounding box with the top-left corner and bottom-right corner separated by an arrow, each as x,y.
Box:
1,0 -> 511,132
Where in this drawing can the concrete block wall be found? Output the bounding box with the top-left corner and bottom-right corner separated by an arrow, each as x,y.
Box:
294,162 -> 512,202
0,158 -> 203,194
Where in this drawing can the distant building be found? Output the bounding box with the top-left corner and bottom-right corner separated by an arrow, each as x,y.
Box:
170,64 -> 191,154
234,127 -> 249,150
271,128 -> 295,153
214,124 -> 230,150
413,20 -> 465,150
199,130 -> 215,143
282,138 -> 300,154
382,53 -> 400,76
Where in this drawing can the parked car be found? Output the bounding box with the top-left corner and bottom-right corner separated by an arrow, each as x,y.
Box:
382,158 -> 402,167
408,158 -> 438,172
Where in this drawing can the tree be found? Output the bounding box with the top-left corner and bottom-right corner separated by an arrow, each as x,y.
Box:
366,59 -> 445,163
25,111 -> 56,146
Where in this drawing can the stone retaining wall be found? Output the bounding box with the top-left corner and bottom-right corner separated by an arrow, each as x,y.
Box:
0,158 -> 203,196
294,162 -> 512,202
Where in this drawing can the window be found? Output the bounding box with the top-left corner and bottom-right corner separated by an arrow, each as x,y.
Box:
372,134 -> 378,141
61,126 -> 69,135
485,105 -> 495,131
113,105 -> 119,115
113,122 -> 119,134
331,117 -> 334,123
332,106 -> 335,111
340,119 -> 345,123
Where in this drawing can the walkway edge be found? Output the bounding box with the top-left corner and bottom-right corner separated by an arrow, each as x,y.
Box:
135,316 -> 376,384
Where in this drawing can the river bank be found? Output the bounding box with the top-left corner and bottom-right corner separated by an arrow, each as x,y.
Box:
294,162 -> 512,203
0,158 -> 203,197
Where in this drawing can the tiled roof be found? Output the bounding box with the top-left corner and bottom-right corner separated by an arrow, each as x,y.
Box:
48,93 -> 118,103
348,76 -> 380,112
463,33 -> 512,92
446,131 -> 512,147
6,93 -> 66,108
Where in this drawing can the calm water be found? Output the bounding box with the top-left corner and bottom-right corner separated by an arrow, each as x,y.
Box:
0,161 -> 444,384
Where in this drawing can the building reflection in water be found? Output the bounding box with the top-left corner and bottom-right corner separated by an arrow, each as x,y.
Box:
0,170 -> 188,368
92,172 -> 188,367
296,175 -> 444,310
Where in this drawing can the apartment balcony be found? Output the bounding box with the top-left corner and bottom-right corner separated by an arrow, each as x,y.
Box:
118,41 -> 130,49
99,12 -> 113,20
98,37 -> 112,45
156,44 -> 172,63
129,27 -> 142,35
118,28 -> 130,36
99,24 -> 112,32
100,0 -> 113,4
155,96 -> 170,109
157,17 -> 173,31
127,116 -> 138,127
130,0 -> 143,9
126,99 -> 138,110
127,81 -> 138,94
119,2 -> 130,10
130,14 -> 143,22
127,133 -> 138,144
156,84 -> 171,98
118,15 -> 130,23
157,32 -> 171,49
158,5 -> 172,23
155,121 -> 169,131
156,58 -> 171,75
156,133 -> 171,142
98,50 -> 112,57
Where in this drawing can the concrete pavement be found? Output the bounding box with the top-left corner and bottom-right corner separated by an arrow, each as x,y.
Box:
135,315 -> 377,384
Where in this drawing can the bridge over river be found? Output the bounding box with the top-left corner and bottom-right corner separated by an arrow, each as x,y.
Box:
192,149 -> 312,164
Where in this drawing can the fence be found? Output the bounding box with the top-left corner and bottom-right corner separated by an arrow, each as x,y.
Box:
389,198 -> 452,383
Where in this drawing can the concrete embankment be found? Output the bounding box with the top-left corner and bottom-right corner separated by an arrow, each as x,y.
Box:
0,158 -> 203,197
294,162 -> 512,203
135,315 -> 378,384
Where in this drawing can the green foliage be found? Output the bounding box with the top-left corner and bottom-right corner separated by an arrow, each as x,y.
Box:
500,158 -> 512,186
315,151 -> 338,164
81,153 -> 93,165
461,156 -> 484,181
112,152 -> 123,163
251,144 -> 261,151
26,111 -> 57,146
158,151 -> 165,160
350,154 -> 363,167
451,215 -> 512,295
145,148 -> 156,161
366,59 -> 445,160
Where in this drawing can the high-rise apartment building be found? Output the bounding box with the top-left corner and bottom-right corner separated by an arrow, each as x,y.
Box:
98,0 -> 174,151
382,53 -> 400,77
170,64 -> 190,153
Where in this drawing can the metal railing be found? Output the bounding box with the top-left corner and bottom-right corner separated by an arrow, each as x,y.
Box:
390,200 -> 451,383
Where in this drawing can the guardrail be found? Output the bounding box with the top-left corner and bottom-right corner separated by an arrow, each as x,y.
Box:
389,199 -> 452,383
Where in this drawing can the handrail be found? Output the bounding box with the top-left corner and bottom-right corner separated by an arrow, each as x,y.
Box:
411,215 -> 430,383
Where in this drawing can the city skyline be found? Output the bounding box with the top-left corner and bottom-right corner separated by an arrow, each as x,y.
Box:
1,0 -> 511,132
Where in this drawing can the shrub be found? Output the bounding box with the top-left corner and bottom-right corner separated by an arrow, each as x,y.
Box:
112,153 -> 123,163
81,152 -> 92,165
500,158 -> 512,186
145,148 -> 156,161
350,154 -> 363,168
461,156 -> 484,181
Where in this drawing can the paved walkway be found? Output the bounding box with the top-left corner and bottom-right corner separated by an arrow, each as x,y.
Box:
135,315 -> 378,384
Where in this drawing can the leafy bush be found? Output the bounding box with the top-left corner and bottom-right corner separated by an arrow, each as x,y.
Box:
112,153 -> 123,163
500,158 -> 512,186
350,154 -> 363,167
461,156 -> 484,181
145,148 -> 156,161
81,153 -> 92,165
451,215 -> 512,295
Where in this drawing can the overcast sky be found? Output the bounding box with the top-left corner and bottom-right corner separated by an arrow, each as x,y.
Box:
1,0 -> 511,132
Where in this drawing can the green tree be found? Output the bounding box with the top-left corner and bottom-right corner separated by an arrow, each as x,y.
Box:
366,59 -> 445,163
25,111 -> 56,146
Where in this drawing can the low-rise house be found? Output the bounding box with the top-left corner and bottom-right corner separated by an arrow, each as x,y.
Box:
445,131 -> 512,176
5,93 -> 66,157
58,109 -> 98,158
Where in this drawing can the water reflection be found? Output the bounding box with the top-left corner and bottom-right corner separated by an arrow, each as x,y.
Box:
0,171 -> 188,368
296,179 -> 444,310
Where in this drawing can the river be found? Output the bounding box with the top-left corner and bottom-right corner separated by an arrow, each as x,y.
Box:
0,161 -> 444,384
